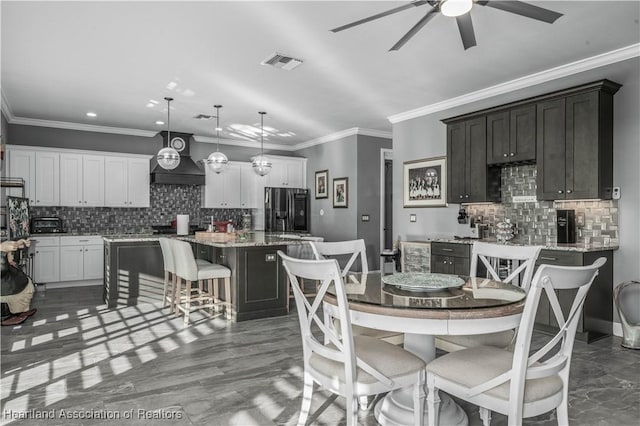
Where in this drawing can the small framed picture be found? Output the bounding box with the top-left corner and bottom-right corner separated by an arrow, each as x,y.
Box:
333,177 -> 348,208
403,156 -> 447,207
315,170 -> 329,199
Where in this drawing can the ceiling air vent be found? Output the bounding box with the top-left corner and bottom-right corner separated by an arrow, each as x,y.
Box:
261,52 -> 304,71
194,114 -> 214,120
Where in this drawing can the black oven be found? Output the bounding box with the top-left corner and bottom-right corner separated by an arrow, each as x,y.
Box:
31,217 -> 64,234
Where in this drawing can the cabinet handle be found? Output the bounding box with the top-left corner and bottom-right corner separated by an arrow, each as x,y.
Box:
443,260 -> 447,264
79,239 -> 88,242
84,201 -> 87,204
566,189 -> 573,194
459,195 -> 463,199
79,201 -> 82,204
85,249 -> 88,252
557,190 -> 564,194
540,256 -> 558,261
510,152 -> 515,157
465,194 -> 469,198
80,249 -> 83,252
503,153 -> 508,158
442,248 -> 453,252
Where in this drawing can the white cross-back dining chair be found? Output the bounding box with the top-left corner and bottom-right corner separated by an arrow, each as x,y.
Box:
426,257 -> 606,426
310,239 -> 403,346
435,242 -> 542,353
278,250 -> 426,426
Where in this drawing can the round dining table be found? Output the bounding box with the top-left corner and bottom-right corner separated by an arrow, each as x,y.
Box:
323,271 -> 526,426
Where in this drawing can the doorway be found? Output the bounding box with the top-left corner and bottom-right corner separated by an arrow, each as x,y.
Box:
380,149 -> 393,251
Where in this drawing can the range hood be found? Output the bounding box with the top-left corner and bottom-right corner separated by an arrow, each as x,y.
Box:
150,131 -> 205,185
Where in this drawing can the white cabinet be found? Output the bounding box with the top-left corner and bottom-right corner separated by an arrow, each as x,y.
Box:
7,149 -> 36,202
60,153 -> 105,207
83,155 -> 105,207
34,151 -> 60,206
8,149 -> 59,206
203,162 -> 242,208
59,236 -> 104,282
31,237 -> 60,283
266,157 -> 306,188
240,163 -> 263,209
104,156 -> 150,207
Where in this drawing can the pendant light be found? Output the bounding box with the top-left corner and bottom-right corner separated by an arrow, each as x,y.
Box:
252,111 -> 272,176
207,104 -> 229,174
157,97 -> 180,170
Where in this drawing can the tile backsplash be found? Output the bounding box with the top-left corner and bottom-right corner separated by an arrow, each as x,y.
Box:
464,165 -> 619,246
30,184 -> 253,234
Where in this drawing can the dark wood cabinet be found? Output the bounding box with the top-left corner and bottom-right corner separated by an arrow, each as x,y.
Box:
431,243 -> 470,275
487,104 -> 536,164
536,81 -> 620,200
534,249 -> 613,343
446,116 -> 500,204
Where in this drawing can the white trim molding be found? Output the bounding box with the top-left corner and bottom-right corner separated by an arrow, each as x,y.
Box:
8,116 -> 157,137
1,89 -> 15,122
388,43 -> 640,124
294,127 -> 392,151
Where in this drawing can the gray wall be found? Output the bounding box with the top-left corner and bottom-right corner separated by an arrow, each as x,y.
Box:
357,135 -> 393,269
297,135 -> 358,243
7,123 -> 294,161
295,134 -> 391,270
392,57 -> 640,328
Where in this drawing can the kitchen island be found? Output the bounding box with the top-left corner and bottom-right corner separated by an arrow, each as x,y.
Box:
103,232 -> 307,321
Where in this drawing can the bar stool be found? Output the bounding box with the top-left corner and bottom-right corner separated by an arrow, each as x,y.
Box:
171,239 -> 232,324
158,238 -> 176,309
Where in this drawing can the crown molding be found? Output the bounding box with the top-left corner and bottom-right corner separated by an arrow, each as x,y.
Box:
8,116 -> 158,137
1,89 -> 15,122
193,135 -> 295,152
388,43 -> 640,124
293,127 -> 392,151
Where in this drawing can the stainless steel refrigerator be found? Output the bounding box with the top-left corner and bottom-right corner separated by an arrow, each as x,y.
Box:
264,187 -> 309,233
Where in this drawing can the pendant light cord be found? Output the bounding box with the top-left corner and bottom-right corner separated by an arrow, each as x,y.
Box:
165,96 -> 173,147
215,105 -> 222,152
259,111 -> 266,156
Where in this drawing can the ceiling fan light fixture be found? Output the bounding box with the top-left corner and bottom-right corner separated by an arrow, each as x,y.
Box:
252,111 -> 272,176
440,0 -> 473,17
206,105 -> 228,174
157,97 -> 181,170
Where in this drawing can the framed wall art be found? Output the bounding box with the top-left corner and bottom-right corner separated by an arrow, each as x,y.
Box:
403,156 -> 447,207
315,170 -> 328,199
332,177 -> 348,208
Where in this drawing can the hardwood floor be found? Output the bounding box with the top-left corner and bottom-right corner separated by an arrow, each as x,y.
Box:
1,286 -> 638,425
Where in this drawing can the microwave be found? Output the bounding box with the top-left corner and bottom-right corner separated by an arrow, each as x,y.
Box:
31,217 -> 65,234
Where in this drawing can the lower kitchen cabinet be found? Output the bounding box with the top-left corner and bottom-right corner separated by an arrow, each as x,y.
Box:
430,242 -> 470,275
60,236 -> 104,281
31,236 -> 60,283
534,249 -> 613,343
195,243 -> 288,321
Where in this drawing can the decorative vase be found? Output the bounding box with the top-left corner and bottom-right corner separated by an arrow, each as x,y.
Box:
496,219 -> 515,244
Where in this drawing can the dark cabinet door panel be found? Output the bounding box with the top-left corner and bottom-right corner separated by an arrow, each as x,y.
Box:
466,116 -> 488,203
536,98 -> 566,200
487,111 -> 510,164
431,255 -> 452,274
510,104 -> 536,162
447,122 -> 467,203
566,91 -> 599,199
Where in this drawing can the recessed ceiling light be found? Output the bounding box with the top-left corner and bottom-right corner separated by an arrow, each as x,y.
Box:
86,112 -> 97,117
155,120 -> 165,125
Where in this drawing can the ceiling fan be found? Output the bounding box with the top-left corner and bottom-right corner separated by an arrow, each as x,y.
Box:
330,0 -> 563,51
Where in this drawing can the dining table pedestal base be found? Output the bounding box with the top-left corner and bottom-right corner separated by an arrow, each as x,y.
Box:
374,333 -> 468,426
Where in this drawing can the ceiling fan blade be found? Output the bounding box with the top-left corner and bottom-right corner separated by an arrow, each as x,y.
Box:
480,1 -> 562,24
456,14 -> 477,50
389,8 -> 439,51
331,1 -> 429,33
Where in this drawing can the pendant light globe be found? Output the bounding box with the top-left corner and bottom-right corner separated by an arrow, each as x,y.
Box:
252,111 -> 272,176
157,97 -> 181,170
207,104 -> 228,174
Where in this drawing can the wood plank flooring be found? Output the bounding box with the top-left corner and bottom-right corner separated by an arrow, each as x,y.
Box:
1,286 -> 638,425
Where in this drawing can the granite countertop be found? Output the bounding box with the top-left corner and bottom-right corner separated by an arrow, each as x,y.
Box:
102,231 -> 310,246
406,236 -> 618,253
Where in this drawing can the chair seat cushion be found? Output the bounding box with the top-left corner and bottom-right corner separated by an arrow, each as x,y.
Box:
352,324 -> 404,345
197,263 -> 231,280
309,335 -> 425,385
427,345 -> 563,403
435,330 -> 515,352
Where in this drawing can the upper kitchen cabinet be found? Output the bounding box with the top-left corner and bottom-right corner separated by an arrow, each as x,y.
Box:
203,162 -> 242,208
7,147 -> 59,206
60,154 -> 105,207
240,163 -> 263,209
536,80 -> 620,200
445,116 -> 500,203
104,155 -> 150,207
265,156 -> 307,188
487,104 -> 536,165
